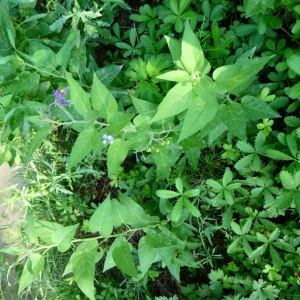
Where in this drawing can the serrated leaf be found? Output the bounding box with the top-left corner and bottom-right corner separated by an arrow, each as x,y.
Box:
234,154 -> 254,170
272,241 -> 294,252
286,54 -> 300,75
184,189 -> 200,198
171,197 -> 183,222
51,224 -> 79,253
269,245 -> 284,270
242,218 -> 252,235
231,221 -> 242,235
280,170 -> 297,190
265,149 -> 293,161
68,129 -> 98,169
156,190 -> 181,199
236,141 -> 255,153
274,190 -> 294,210
89,195 -> 113,237
113,240 -> 137,277
222,167 -> 233,186
91,73 -> 118,119
183,197 -> 200,217
249,244 -> 268,260
227,237 -> 241,254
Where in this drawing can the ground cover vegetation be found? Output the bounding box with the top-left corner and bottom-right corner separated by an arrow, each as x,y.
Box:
1,0 -> 300,298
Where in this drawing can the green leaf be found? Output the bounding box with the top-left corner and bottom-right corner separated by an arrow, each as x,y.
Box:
107,139 -> 129,177
138,237 -> 158,276
131,96 -> 157,115
68,129 -> 98,169
242,218 -> 252,235
35,220 -> 63,245
184,189 -> 200,197
236,141 -> 255,153
227,237 -> 242,254
244,0 -> 275,17
286,54 -> 300,75
231,221 -> 242,235
25,210 -> 38,244
107,111 -> 133,135
265,149 -> 294,161
113,240 -> 137,277
249,244 -> 268,260
219,102 -> 246,140
89,195 -> 113,237
51,224 -> 79,253
91,73 -> 118,119
181,20 -> 204,75
171,196 -> 183,222
269,245 -> 284,270
151,82 -> 193,123
178,78 -> 219,142
213,56 -> 272,95
222,167 -> 233,186
156,70 -> 191,81
274,190 -> 294,210
287,82 -> 300,99
183,197 -> 200,217
27,125 -> 53,161
96,64 -> 123,87
65,71 -> 91,115
175,177 -> 183,193
18,254 -> 44,295
241,96 -> 280,120
280,170 -> 297,190
56,31 -> 79,68
32,49 -> 57,76
73,245 -> 96,300
103,237 -> 124,272
165,35 -> 185,70
156,190 -> 181,199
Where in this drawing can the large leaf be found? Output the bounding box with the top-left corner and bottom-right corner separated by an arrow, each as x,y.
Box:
113,240 -> 137,277
107,139 -> 129,177
65,71 -> 91,115
241,96 -> 280,120
91,73 -> 118,118
73,245 -> 96,300
95,64 -> 123,87
219,102 -> 246,140
27,125 -> 53,161
56,31 -> 79,68
151,82 -> 194,123
213,56 -> 272,95
51,224 -> 79,253
179,78 -> 219,141
138,237 -> 159,276
89,195 -> 113,237
68,128 -> 99,169
18,254 -> 44,295
181,20 -> 204,75
34,220 -> 63,245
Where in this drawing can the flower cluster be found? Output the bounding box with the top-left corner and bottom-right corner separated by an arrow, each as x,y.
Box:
102,134 -> 114,145
53,87 -> 72,106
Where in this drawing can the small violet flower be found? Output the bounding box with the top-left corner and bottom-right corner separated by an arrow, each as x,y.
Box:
102,134 -> 114,145
53,87 -> 72,106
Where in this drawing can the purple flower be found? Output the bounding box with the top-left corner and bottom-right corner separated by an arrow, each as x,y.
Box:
53,87 -> 72,106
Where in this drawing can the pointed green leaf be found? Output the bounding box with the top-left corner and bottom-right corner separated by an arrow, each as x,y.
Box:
227,237 -> 242,254
171,196 -> 183,222
73,246 -> 96,300
35,220 -> 63,245
65,71 -> 91,115
249,244 -> 268,260
103,237 -> 124,272
265,149 -> 294,161
213,56 -> 272,95
25,210 -> 38,244
156,70 -> 191,81
181,20 -> 204,74
184,189 -> 200,198
113,240 -> 137,277
242,218 -> 253,235
274,190 -> 294,210
68,129 -> 98,169
219,102 -> 246,140
18,254 -> 44,295
156,190 -> 181,199
175,177 -> 183,194
91,73 -> 118,119
231,221 -> 242,235
138,236 -> 158,276
151,82 -> 193,123
236,141 -> 255,153
183,197 -> 200,217
223,167 -> 233,186
51,224 -> 79,253
280,170 -> 297,190
107,139 -> 129,177
89,195 -> 113,237
27,125 -> 53,161
286,54 -> 300,75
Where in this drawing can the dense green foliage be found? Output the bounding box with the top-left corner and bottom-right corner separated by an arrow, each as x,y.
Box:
1,0 -> 300,299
